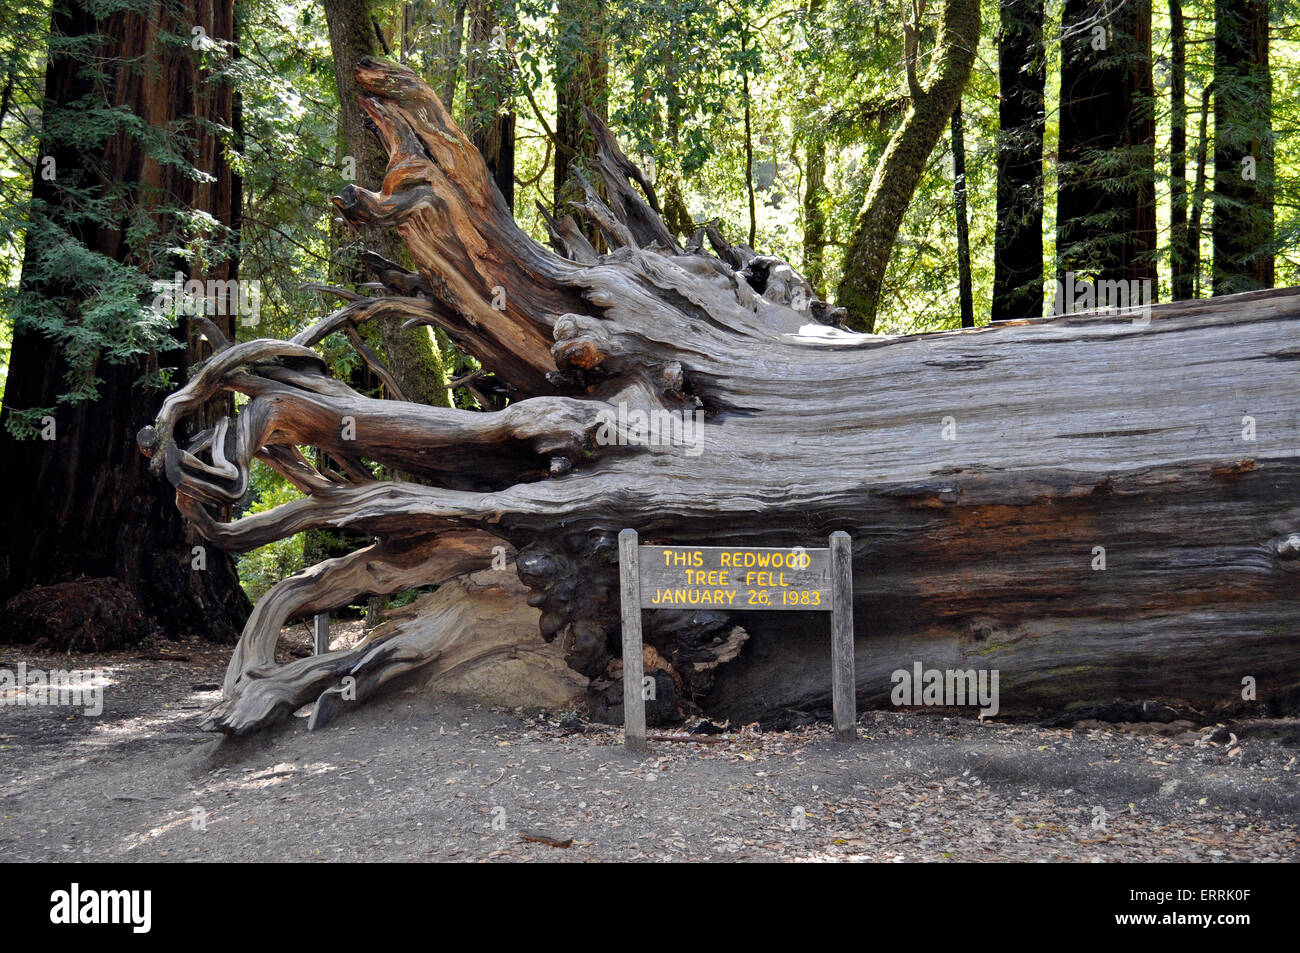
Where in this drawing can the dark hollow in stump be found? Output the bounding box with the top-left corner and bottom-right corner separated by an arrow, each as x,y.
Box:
138,58 -> 1300,734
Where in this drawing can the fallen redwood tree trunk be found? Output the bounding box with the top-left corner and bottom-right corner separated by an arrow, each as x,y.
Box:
139,58 -> 1300,734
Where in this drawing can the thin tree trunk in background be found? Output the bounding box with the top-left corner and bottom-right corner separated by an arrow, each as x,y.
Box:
803,137 -> 827,294
0,68 -> 14,134
0,0 -> 249,639
799,0 -> 828,293
1212,0 -> 1273,294
1056,0 -> 1156,287
553,0 -> 607,216
992,0 -> 1045,321
1169,0 -> 1191,300
1189,84 -> 1213,297
742,28 -> 756,247
658,24 -> 695,240
324,0 -> 450,407
466,0 -> 516,210
952,102 -> 974,328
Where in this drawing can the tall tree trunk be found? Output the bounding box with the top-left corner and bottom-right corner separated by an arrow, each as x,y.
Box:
0,0 -> 249,639
836,0 -> 983,330
951,103 -> 975,328
1189,83 -> 1214,297
553,0 -> 607,214
799,0 -> 828,293
802,137 -> 828,294
324,0 -> 450,407
991,0 -> 1045,321
1169,0 -> 1191,300
1212,0 -> 1273,295
741,27 -> 757,248
1056,0 -> 1156,286
465,0 -> 516,210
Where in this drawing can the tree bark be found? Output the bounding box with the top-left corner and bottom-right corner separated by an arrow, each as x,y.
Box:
802,137 -> 828,295
800,0 -> 829,294
0,0 -> 250,640
951,102 -> 974,328
1189,84 -> 1214,298
1169,0 -> 1191,301
143,59 -> 1300,734
992,0 -> 1045,321
553,0 -> 607,218
836,0 -> 982,330
1212,0 -> 1273,295
1056,0 -> 1156,287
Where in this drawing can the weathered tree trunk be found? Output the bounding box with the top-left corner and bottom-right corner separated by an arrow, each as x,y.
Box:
0,0 -> 249,640
141,59 -> 1300,735
992,0 -> 1045,321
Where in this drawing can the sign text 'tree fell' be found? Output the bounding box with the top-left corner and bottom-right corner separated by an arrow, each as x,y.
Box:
637,545 -> 832,611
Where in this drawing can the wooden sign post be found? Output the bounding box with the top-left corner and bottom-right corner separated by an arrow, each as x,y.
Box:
618,529 -> 856,751
313,613 -> 330,655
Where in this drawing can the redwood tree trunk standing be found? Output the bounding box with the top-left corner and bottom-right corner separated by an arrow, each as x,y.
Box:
465,0 -> 516,210
1169,0 -> 1191,300
0,0 -> 249,639
323,0 -> 450,406
991,0 -> 1045,321
1212,0 -> 1273,295
553,0 -> 608,215
1056,0 -> 1156,287
836,0 -> 982,330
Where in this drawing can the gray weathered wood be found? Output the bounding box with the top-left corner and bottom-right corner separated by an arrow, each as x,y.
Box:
619,529 -> 647,753
829,531 -> 856,741
313,613 -> 329,655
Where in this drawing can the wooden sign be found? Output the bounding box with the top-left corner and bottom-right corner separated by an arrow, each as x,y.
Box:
637,545 -> 832,610
618,530 -> 855,752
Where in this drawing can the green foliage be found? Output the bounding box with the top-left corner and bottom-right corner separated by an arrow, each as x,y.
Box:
0,0 -> 239,435
235,461 -> 307,602
2,0 -> 1297,414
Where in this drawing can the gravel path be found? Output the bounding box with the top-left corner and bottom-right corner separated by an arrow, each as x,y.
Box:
2,641 -> 1297,862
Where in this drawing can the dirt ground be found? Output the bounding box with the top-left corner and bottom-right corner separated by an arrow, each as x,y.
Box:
1,636 -> 1297,862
